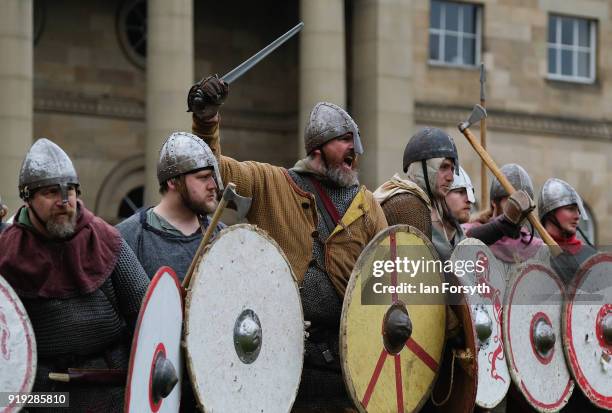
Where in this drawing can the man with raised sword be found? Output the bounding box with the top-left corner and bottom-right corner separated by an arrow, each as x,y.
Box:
187,75 -> 387,411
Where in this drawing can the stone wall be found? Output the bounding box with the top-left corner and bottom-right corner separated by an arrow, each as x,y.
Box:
412,0 -> 612,118
22,0 -> 612,243
30,0 -> 299,222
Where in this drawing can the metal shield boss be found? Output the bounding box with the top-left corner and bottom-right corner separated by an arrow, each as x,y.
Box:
0,275 -> 37,413
504,261 -> 574,412
184,225 -> 304,413
450,238 -> 510,409
562,253 -> 612,410
125,267 -> 183,413
341,225 -> 446,413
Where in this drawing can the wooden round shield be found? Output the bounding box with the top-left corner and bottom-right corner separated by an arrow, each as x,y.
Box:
450,238 -> 510,409
0,275 -> 36,413
184,224 -> 304,413
563,253 -> 612,410
504,261 -> 573,412
341,225 -> 446,413
125,267 -> 183,413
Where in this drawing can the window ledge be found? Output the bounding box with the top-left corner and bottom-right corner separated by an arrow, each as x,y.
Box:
428,60 -> 479,71
546,74 -> 595,85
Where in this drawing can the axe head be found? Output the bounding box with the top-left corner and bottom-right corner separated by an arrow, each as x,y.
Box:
222,183 -> 252,220
458,104 -> 487,132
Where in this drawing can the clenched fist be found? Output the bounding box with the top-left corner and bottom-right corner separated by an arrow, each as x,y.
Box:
187,74 -> 229,119
503,189 -> 535,226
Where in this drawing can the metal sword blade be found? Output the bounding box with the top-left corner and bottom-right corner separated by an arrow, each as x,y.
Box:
221,22 -> 304,84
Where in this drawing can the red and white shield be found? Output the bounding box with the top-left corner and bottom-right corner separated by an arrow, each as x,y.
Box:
563,253 -> 612,410
0,275 -> 36,413
451,238 -> 510,409
124,267 -> 183,413
504,261 -> 573,412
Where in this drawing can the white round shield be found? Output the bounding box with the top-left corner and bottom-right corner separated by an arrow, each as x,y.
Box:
563,253 -> 612,410
0,275 -> 36,413
504,261 -> 573,412
184,224 -> 304,413
451,238 -> 510,409
124,267 -> 183,413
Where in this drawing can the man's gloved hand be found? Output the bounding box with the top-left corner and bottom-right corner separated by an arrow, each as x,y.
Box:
503,189 -> 535,226
187,74 -> 228,120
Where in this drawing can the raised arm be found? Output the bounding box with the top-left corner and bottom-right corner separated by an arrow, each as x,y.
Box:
187,75 -> 274,200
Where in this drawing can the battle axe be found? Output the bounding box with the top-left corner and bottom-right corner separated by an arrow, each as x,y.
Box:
182,183 -> 252,289
458,105 -> 562,256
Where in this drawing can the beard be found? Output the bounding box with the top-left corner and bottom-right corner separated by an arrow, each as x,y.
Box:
325,164 -> 359,187
175,178 -> 218,216
306,153 -> 359,188
182,192 -> 218,216
46,209 -> 77,239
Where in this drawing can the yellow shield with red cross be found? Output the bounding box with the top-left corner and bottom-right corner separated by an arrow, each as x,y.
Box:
340,225 -> 446,413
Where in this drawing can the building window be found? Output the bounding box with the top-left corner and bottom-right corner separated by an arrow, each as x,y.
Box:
118,186 -> 144,220
117,0 -> 147,69
547,15 -> 596,83
429,1 -> 481,67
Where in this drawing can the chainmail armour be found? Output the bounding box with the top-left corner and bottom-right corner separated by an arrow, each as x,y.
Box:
288,170 -> 358,409
117,208 -> 224,280
21,240 -> 149,412
381,192 -> 432,240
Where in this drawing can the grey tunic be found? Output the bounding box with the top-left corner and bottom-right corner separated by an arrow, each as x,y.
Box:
117,208 -> 225,281
432,224 -> 466,263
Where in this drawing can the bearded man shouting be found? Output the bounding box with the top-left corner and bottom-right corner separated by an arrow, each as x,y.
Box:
188,75 -> 388,411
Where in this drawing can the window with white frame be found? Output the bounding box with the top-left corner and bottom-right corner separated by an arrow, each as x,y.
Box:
548,15 -> 596,83
429,1 -> 481,67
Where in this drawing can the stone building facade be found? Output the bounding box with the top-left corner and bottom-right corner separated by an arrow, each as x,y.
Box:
0,0 -> 610,245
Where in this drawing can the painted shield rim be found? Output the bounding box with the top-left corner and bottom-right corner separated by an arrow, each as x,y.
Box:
451,238 -> 510,409
340,224 -> 447,413
503,261 -> 574,413
0,275 -> 37,413
124,266 -> 183,412
183,224 -> 304,413
562,252 -> 612,410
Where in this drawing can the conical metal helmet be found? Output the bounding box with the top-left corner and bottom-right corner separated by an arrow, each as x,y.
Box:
538,178 -> 587,221
19,138 -> 79,202
449,166 -> 476,203
157,131 -> 223,190
402,127 -> 459,175
489,163 -> 533,201
304,102 -> 363,155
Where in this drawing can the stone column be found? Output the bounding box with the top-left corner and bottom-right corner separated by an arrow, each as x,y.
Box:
0,0 -> 32,213
352,0 -> 414,190
145,0 -> 193,206
299,0 -> 346,158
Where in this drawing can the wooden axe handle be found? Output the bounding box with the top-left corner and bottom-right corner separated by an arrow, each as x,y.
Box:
459,126 -> 562,256
480,113 -> 488,208
182,182 -> 236,289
